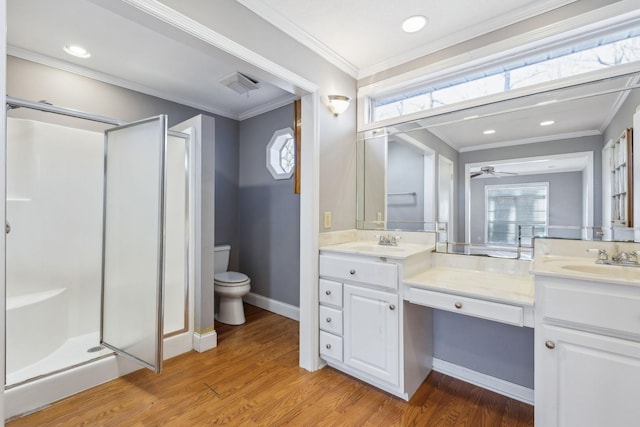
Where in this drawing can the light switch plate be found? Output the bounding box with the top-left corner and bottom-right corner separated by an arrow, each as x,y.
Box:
323,211 -> 332,229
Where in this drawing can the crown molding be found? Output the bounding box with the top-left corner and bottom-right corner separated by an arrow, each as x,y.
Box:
359,0 -> 640,98
238,93 -> 299,121
122,0 -> 318,93
458,130 -> 601,153
236,0 -> 359,79
358,0 -> 578,78
7,46 -> 241,120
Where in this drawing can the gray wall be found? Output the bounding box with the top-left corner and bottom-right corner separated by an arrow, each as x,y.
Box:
7,56 -> 240,333
434,311 -> 535,388
387,141 -> 425,230
469,171 -> 584,243
458,134 -> 604,241
214,117 -> 240,271
238,104 -> 300,307
604,84 -> 640,145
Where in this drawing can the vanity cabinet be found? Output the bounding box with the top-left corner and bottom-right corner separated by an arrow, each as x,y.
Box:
535,275 -> 640,427
319,252 -> 409,396
343,284 -> 399,385
317,245 -> 433,400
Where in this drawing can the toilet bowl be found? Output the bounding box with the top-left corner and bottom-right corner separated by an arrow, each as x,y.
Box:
214,245 -> 251,325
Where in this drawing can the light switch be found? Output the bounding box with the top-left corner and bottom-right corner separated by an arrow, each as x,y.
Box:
376,212 -> 383,221
323,211 -> 332,229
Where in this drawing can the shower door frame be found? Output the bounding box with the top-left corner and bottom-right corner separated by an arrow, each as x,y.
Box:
4,96 -> 193,380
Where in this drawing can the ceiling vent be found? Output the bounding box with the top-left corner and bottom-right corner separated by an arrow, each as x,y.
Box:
219,72 -> 260,95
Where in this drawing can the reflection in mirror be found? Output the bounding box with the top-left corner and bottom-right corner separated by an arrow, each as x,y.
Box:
357,71 -> 640,252
357,124 -> 456,233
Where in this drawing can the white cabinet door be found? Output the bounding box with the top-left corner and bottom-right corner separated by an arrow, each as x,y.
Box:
536,324 -> 640,427
343,284 -> 399,386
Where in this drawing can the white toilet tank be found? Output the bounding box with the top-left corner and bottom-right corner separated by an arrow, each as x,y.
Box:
213,245 -> 231,274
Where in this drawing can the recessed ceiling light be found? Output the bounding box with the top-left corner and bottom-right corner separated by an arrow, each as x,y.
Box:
540,120 -> 555,126
402,15 -> 427,33
483,129 -> 496,135
63,44 -> 91,59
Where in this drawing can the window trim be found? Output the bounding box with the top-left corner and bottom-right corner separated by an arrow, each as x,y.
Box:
484,182 -> 550,246
266,127 -> 295,180
357,7 -> 640,131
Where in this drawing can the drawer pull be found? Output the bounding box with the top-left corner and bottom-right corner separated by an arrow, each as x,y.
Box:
545,340 -> 556,350
349,269 -> 356,275
326,317 -> 332,323
325,290 -> 331,295
389,304 -> 396,311
326,343 -> 332,349
454,302 -> 463,309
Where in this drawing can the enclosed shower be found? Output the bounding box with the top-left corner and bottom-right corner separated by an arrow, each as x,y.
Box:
4,97 -> 195,416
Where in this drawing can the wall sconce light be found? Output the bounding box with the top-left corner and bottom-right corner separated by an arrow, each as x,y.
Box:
327,95 -> 351,116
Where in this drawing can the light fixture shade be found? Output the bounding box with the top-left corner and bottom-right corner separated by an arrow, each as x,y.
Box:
328,95 -> 351,116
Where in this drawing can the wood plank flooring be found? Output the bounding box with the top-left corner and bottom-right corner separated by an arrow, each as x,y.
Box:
8,304 -> 534,426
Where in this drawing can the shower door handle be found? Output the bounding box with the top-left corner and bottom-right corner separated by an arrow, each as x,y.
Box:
5,221 -> 10,234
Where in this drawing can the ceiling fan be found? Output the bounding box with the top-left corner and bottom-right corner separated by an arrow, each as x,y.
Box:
470,166 -> 518,179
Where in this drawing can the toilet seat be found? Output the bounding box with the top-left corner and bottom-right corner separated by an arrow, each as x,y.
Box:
215,271 -> 250,286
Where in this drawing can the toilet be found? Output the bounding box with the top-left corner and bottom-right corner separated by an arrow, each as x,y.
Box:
214,245 -> 251,325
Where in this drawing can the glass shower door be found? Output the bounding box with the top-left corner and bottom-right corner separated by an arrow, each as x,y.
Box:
101,115 -> 168,373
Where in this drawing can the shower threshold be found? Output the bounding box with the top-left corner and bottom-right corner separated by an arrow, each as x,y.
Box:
6,331 -> 113,387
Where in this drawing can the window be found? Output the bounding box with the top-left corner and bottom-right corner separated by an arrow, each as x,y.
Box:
485,183 -> 548,245
372,29 -> 640,123
266,127 -> 295,180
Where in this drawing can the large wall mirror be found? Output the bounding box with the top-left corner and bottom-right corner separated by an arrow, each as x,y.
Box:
357,70 -> 640,249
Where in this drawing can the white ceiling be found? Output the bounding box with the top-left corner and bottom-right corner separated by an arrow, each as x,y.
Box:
7,0 -> 297,121
239,0 -> 578,77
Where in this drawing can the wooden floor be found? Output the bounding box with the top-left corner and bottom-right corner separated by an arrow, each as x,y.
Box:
8,304 -> 534,426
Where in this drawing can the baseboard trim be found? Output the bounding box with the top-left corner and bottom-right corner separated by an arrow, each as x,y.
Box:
192,330 -> 217,353
244,292 -> 300,321
432,358 -> 534,405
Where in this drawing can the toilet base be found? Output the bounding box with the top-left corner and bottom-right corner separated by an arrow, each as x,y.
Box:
216,295 -> 246,325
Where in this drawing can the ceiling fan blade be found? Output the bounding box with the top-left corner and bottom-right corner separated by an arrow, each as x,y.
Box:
470,171 -> 484,178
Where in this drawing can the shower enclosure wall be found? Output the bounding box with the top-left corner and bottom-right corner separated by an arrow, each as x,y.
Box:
5,100 -> 198,418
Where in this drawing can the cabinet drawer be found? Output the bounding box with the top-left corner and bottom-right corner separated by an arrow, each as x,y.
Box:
540,280 -> 640,338
319,305 -> 343,335
320,331 -> 343,362
320,254 -> 398,290
320,279 -> 343,307
409,287 -> 524,326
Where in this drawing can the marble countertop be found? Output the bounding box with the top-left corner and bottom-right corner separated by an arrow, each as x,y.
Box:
405,266 -> 535,306
533,255 -> 640,286
319,240 -> 433,259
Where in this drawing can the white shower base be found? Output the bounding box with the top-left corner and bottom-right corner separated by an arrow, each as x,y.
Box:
7,331 -> 112,386
5,330 -> 195,420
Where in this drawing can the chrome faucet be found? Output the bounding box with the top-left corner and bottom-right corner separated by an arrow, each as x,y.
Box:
378,234 -> 401,246
587,246 -> 640,267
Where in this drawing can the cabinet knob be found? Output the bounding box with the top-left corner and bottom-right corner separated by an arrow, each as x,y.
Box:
326,344 -> 332,349
389,304 -> 396,310
326,317 -> 332,323
545,340 -> 556,350
325,290 -> 331,295
349,269 -> 356,275
454,302 -> 463,309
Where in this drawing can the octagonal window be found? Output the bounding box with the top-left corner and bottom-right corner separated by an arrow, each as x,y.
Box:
266,127 -> 295,180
